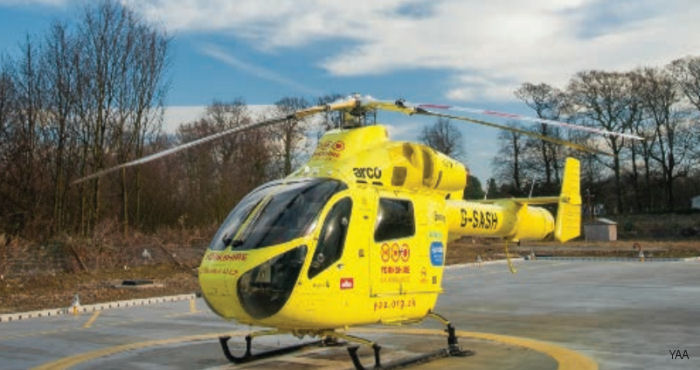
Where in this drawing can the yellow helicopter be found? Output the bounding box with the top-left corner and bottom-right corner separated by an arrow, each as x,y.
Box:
76,95 -> 638,369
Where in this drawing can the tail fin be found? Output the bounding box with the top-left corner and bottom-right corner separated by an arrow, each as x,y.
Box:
555,157 -> 582,242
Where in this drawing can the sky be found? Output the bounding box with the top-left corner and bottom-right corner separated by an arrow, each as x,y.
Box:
1,0 -> 699,181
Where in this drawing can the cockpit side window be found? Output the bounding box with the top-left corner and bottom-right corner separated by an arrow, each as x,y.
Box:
308,197 -> 352,279
208,185 -> 274,251
374,198 -> 415,242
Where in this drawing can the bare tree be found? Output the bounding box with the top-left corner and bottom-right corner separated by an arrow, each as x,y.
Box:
670,56 -> 700,168
418,118 -> 464,160
567,71 -> 641,213
176,100 -> 271,224
177,118 -> 221,224
0,0 -> 172,237
636,67 -> 694,210
515,83 -> 566,188
43,22 -> 79,232
274,96 -> 309,176
316,93 -> 344,132
0,62 -> 19,232
492,121 -> 525,194
624,71 -> 659,211
73,0 -> 168,233
0,66 -> 13,140
8,37 -> 49,232
670,56 -> 700,112
206,100 -> 268,191
116,14 -> 168,233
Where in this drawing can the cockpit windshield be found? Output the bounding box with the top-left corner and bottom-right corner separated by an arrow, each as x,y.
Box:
209,178 -> 347,251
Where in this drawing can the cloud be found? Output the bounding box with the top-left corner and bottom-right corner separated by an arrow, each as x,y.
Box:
199,43 -> 322,96
162,104 -> 275,133
0,0 -> 68,5
125,0 -> 700,102
123,0 -> 408,47
162,105 -> 206,132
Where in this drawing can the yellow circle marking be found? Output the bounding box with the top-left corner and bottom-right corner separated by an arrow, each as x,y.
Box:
354,328 -> 598,370
31,331 -> 246,370
32,328 -> 597,370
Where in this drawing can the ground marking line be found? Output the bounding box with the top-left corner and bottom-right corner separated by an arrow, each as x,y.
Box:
82,311 -> 101,329
31,331 -> 247,370
32,328 -> 597,370
351,327 -> 598,370
233,347 -> 350,369
272,355 -> 348,367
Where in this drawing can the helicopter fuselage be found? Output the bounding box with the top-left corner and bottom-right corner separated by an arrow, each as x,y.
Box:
198,124 -> 578,331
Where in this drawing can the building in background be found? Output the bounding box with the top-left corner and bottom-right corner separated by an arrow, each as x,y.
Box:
584,218 -> 618,241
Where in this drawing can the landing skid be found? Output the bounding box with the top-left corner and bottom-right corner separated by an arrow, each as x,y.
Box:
348,345 -> 455,370
345,313 -> 473,370
217,312 -> 473,368
219,335 -> 325,364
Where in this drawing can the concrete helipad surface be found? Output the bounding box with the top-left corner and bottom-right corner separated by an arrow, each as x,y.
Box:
1,260 -> 698,369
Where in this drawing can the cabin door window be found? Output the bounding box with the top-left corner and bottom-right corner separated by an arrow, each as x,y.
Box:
308,197 -> 353,279
370,197 -> 416,296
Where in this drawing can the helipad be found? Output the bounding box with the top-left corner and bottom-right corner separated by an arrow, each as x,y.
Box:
1,260 -> 698,369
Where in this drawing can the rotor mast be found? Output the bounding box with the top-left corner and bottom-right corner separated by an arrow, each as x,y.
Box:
340,94 -> 377,128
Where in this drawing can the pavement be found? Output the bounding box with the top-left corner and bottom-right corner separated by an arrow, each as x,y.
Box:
1,259 -> 698,369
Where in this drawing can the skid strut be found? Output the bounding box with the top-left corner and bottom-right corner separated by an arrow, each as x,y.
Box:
339,312 -> 473,370
428,312 -> 473,357
219,329 -> 325,364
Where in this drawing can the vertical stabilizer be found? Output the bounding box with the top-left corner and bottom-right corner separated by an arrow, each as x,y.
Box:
555,158 -> 582,242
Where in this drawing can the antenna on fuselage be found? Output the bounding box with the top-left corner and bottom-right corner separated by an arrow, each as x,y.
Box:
528,178 -> 536,198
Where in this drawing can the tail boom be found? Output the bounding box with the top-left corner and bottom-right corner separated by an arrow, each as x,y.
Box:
446,200 -> 554,242
446,157 -> 581,243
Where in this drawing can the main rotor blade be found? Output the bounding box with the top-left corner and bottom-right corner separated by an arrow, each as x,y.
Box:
72,116 -> 286,184
72,96 -> 364,185
417,103 -> 643,140
362,97 -> 613,156
413,107 -> 613,157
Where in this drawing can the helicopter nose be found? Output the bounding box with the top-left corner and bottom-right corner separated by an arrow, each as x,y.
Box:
199,245 -> 308,321
198,251 -> 250,319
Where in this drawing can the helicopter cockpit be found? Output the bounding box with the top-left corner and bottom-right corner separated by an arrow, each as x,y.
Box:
209,177 -> 347,252
205,177 -> 349,319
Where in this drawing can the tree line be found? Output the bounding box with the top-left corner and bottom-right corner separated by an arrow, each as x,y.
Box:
164,95 -> 341,232
2,1 -> 697,242
0,1 -> 168,237
491,64 -> 700,214
0,0 -> 341,239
